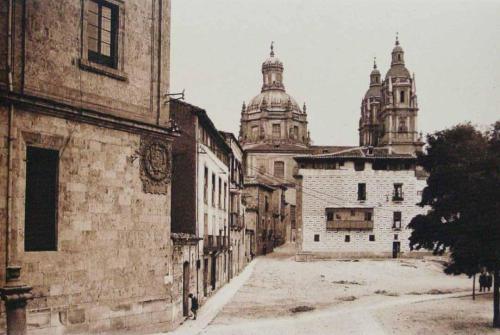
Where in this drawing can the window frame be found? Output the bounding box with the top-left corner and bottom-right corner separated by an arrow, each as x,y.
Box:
357,183 -> 366,201
80,0 -> 127,81
87,0 -> 119,68
393,211 -> 402,230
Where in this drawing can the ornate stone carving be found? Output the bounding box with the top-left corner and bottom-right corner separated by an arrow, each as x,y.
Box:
140,136 -> 171,194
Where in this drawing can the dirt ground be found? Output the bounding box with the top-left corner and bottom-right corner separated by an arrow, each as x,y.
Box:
199,244 -> 500,335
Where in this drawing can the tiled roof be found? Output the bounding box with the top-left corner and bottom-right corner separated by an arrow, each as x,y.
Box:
295,146 -> 416,160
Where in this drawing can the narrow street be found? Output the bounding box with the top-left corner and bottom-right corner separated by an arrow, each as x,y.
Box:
168,245 -> 498,335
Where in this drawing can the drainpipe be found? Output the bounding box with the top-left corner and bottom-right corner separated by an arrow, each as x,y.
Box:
1,1 -> 33,334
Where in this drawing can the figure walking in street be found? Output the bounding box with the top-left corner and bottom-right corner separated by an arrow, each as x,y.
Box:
188,293 -> 198,320
479,272 -> 486,292
486,272 -> 493,292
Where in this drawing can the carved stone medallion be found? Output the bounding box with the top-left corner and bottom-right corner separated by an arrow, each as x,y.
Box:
140,136 -> 171,194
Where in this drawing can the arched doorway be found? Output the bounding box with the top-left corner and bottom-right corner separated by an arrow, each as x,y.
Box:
182,262 -> 190,317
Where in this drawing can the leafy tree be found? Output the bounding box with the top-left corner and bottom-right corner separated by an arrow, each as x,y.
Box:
409,122 -> 500,328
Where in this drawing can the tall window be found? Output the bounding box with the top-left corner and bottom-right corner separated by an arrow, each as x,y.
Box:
364,211 -> 372,221
400,90 -> 405,103
211,173 -> 216,207
357,183 -> 366,201
87,0 -> 118,68
223,182 -> 227,210
294,126 -> 299,139
272,124 -> 281,139
393,211 -> 402,229
264,196 -> 269,212
204,167 -> 208,204
218,178 -> 222,208
393,183 -> 404,201
274,161 -> 284,178
25,147 -> 59,251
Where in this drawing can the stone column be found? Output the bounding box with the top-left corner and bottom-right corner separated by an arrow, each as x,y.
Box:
0,266 -> 33,335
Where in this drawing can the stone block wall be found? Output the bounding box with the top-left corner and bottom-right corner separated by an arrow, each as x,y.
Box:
299,161 -> 427,257
0,107 -> 174,334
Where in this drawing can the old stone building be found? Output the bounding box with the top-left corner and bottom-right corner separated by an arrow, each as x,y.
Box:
0,0 -> 177,333
239,44 -> 347,245
295,147 -> 427,260
295,38 -> 428,259
220,132 -> 248,278
359,37 -> 424,154
239,44 -> 310,244
243,182 -> 276,256
170,100 -> 231,319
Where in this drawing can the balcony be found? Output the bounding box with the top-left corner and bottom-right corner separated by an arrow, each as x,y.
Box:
203,235 -> 215,254
230,213 -> 244,230
326,220 -> 374,231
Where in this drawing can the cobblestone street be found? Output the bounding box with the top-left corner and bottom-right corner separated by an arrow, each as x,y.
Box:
168,245 -> 498,335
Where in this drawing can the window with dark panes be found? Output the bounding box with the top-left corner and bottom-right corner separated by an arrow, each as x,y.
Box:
25,147 -> 59,251
354,161 -> 365,171
357,183 -> 366,200
393,211 -> 402,229
393,183 -> 404,201
211,173 -> 216,207
203,167 -> 208,204
87,0 -> 118,68
364,211 -> 372,221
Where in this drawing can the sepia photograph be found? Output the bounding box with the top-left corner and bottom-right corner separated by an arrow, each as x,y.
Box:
0,0 -> 498,334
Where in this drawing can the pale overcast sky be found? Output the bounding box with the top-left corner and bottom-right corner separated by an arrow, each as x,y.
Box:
171,0 -> 500,146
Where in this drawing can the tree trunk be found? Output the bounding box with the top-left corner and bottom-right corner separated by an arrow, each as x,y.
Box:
494,269 -> 500,328
472,274 -> 476,300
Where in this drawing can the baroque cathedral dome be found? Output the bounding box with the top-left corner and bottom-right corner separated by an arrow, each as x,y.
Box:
239,43 -> 309,148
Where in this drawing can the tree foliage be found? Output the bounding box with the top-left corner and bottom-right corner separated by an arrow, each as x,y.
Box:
409,122 -> 500,326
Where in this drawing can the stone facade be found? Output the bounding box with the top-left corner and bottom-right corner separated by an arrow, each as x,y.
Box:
220,132 -> 248,279
0,0 -> 176,333
359,37 -> 424,154
243,183 -> 277,256
295,148 -> 428,259
170,100 -> 232,322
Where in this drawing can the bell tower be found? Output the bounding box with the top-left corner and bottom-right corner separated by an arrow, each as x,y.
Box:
377,35 -> 423,154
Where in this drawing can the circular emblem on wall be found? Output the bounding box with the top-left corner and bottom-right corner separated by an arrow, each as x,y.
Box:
143,141 -> 170,181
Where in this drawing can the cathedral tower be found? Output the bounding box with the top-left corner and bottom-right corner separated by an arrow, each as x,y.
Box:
359,36 -> 423,154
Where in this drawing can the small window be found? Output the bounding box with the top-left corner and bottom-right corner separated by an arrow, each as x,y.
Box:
274,161 -> 285,178
251,126 -> 259,140
357,183 -> 366,201
345,235 -> 350,242
314,234 -> 320,242
369,235 -> 375,242
350,210 -> 355,216
87,0 -> 119,68
393,183 -> 404,201
339,161 -> 345,167
394,234 -> 399,240
354,161 -> 365,171
25,147 -> 59,251
400,90 -> 405,103
265,196 -> 269,212
393,211 -> 402,229
364,211 -> 372,221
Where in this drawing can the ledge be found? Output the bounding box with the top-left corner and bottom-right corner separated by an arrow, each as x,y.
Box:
79,59 -> 128,82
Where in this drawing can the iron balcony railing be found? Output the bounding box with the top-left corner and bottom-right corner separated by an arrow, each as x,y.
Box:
326,220 -> 374,231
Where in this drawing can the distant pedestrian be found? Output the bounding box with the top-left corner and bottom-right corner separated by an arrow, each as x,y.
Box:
486,273 -> 493,292
479,273 -> 486,292
188,293 -> 198,320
